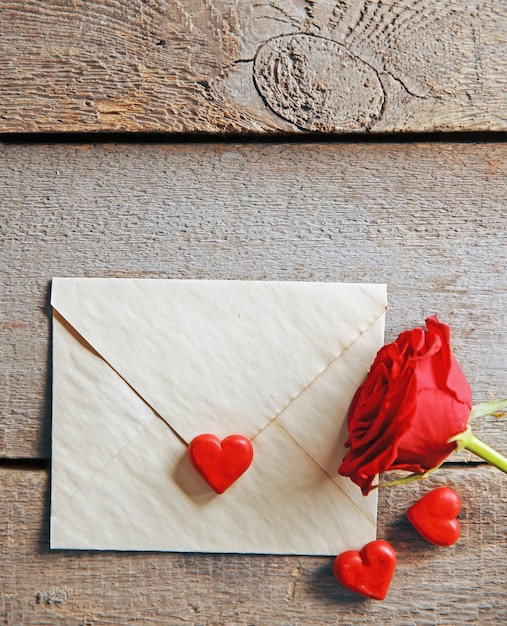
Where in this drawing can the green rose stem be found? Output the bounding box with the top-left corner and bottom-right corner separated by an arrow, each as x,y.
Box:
455,399 -> 507,473
459,430 -> 507,473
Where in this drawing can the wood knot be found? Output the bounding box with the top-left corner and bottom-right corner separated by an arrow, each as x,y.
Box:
253,34 -> 384,132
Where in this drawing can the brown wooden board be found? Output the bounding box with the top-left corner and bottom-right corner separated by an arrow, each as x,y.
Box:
1,141 -> 506,459
1,465 -> 506,624
1,1 -> 506,134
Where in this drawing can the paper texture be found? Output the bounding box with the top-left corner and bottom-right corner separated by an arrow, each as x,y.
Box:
51,279 -> 387,554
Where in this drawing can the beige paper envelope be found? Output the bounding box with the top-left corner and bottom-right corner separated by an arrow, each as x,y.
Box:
50,279 -> 387,554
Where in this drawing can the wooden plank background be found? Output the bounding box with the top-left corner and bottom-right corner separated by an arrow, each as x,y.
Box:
2,465 -> 507,624
2,0 -> 507,623
1,0 -> 506,134
2,141 -> 506,460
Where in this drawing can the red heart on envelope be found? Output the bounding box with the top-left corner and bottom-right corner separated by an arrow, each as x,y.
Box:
333,540 -> 396,600
406,486 -> 461,546
188,434 -> 254,494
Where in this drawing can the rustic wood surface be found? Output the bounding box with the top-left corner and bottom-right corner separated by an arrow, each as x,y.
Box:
1,141 -> 506,460
1,465 -> 506,624
2,3 -> 507,620
1,0 -> 506,134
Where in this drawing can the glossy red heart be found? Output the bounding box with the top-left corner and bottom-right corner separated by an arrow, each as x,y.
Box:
333,540 -> 396,600
406,486 -> 461,546
188,434 -> 254,494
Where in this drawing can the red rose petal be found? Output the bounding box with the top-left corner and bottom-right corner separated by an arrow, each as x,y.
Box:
338,317 -> 473,495
406,486 -> 461,546
188,434 -> 254,494
333,540 -> 396,600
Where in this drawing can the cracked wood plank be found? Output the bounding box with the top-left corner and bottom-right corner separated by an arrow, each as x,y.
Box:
1,141 -> 506,458
1,0 -> 506,133
1,465 -> 507,624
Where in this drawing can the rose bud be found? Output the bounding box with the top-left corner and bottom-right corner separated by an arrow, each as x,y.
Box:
339,315 -> 507,495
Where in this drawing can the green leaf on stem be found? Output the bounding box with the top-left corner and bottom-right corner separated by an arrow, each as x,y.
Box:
469,398 -> 507,421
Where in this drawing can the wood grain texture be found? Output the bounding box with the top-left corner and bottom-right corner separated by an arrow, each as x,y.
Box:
1,0 -> 506,133
1,141 -> 507,460
1,465 -> 506,624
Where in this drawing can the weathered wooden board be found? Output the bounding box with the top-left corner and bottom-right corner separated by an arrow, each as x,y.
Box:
1,465 -> 506,624
1,1 -> 506,134
1,141 -> 506,459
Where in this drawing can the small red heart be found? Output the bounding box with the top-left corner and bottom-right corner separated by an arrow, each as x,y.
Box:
333,540 -> 396,600
188,434 -> 254,494
406,486 -> 460,546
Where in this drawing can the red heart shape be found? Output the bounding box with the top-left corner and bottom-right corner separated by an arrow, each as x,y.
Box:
188,434 -> 254,494
333,540 -> 396,600
406,486 -> 460,546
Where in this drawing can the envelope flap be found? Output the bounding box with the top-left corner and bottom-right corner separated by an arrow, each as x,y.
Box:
51,279 -> 386,443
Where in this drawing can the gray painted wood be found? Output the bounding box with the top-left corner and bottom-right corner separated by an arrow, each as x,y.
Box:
1,141 -> 506,459
1,0 -> 506,133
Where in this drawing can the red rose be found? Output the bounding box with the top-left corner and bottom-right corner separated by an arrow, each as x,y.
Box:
339,316 -> 473,495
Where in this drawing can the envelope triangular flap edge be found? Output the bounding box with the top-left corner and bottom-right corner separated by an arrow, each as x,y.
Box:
51,279 -> 387,443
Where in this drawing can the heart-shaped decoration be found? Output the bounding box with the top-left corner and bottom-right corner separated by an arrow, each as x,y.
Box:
333,539 -> 396,600
188,434 -> 254,494
406,486 -> 461,546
